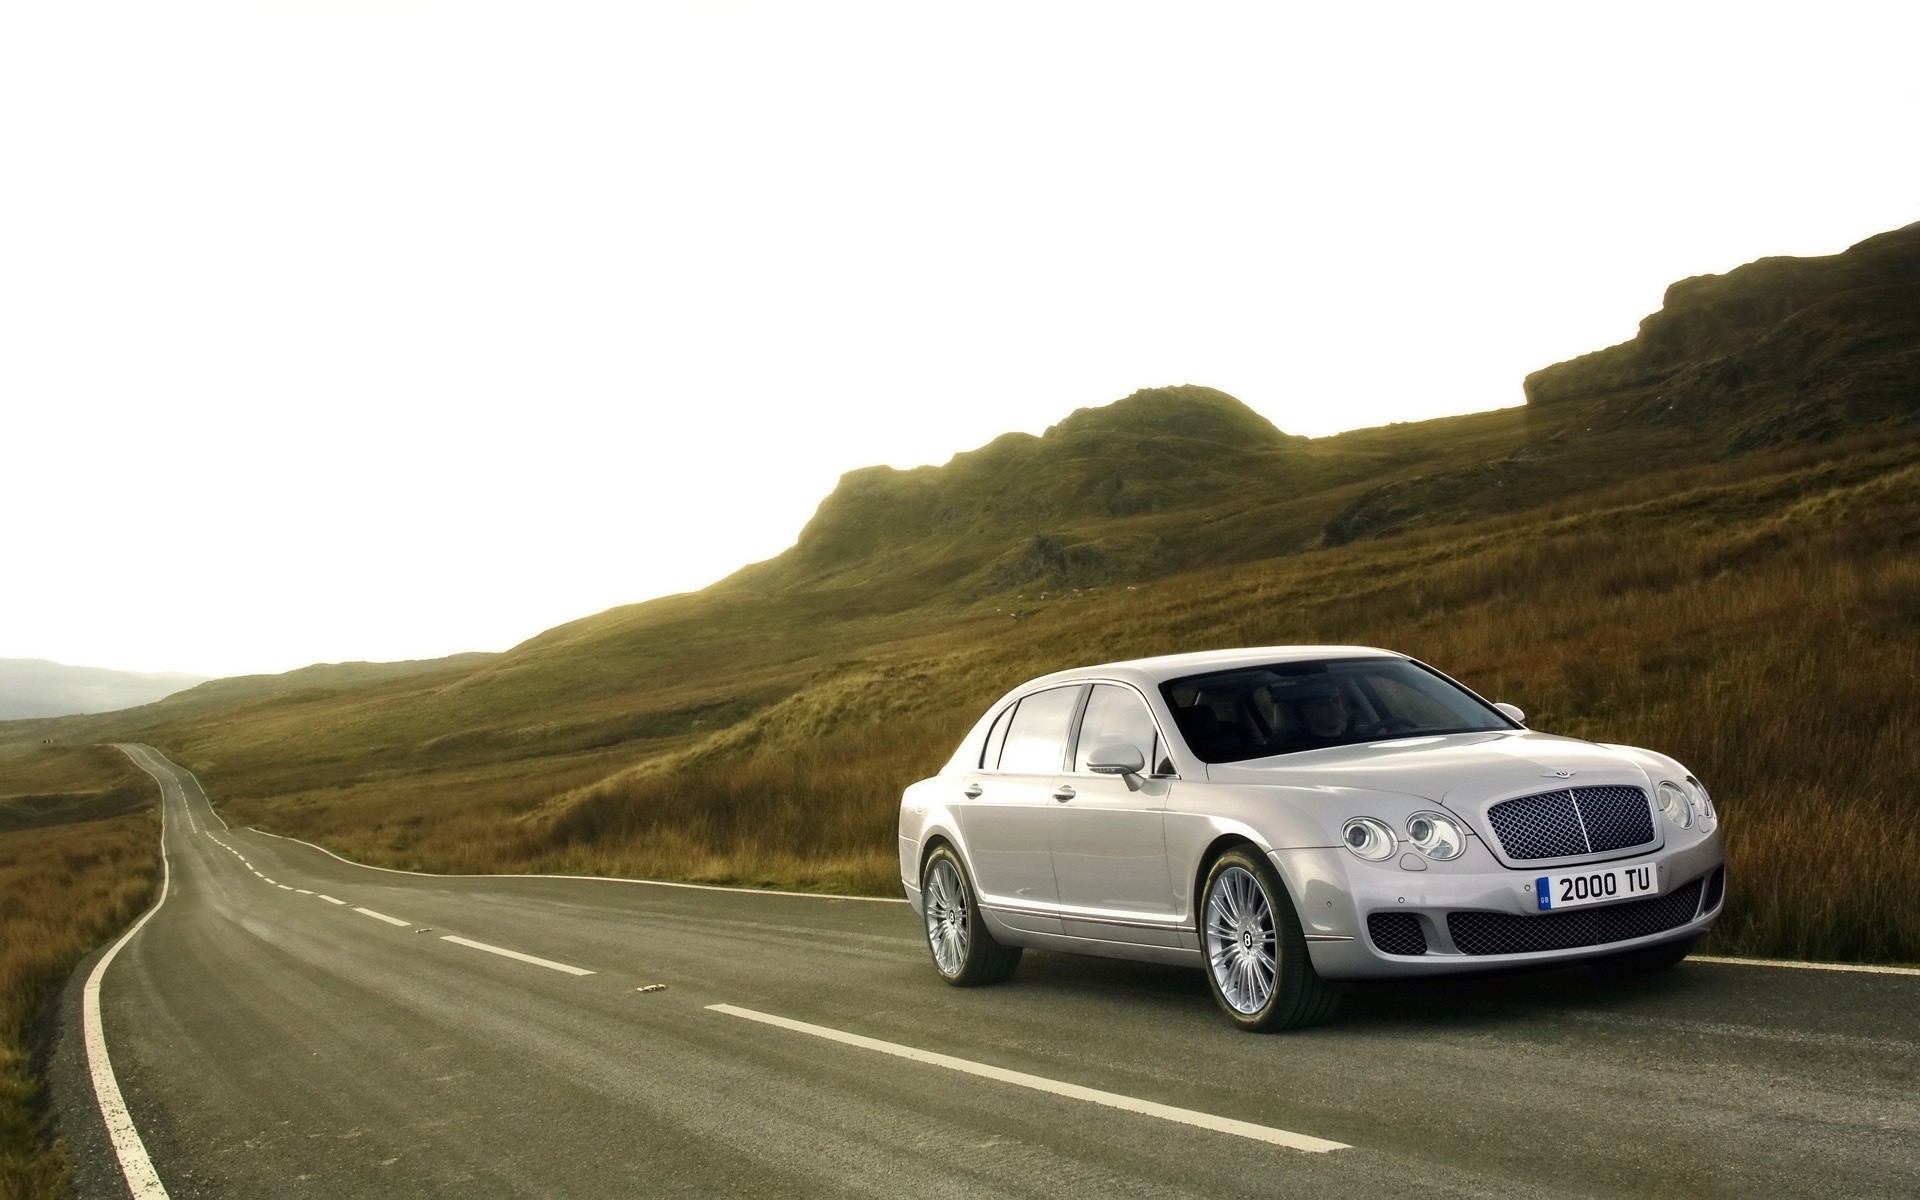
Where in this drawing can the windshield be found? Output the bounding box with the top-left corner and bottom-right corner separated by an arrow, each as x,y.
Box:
1159,657 -> 1514,763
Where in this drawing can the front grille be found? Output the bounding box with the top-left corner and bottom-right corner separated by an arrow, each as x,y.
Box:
1487,786 -> 1656,860
1447,877 -> 1706,955
1703,865 -> 1726,913
1368,913 -> 1428,956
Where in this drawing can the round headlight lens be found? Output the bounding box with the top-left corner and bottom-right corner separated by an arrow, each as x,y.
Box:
1657,781 -> 1692,830
1685,776 -> 1717,832
1406,811 -> 1466,861
1342,816 -> 1398,861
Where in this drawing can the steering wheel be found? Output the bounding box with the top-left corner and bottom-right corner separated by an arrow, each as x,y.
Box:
1359,717 -> 1419,736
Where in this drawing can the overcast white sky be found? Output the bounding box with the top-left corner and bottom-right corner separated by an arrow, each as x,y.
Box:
3,2 -> 1916,679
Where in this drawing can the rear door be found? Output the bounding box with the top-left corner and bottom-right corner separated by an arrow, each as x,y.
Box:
952,684 -> 1083,933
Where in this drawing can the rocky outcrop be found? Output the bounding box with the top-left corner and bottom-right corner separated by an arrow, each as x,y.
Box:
1524,224 -> 1920,450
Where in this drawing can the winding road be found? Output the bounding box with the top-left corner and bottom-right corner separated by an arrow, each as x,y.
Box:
43,745 -> 1920,1197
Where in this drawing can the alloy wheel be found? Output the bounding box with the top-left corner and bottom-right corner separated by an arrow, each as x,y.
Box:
1205,865 -> 1278,1014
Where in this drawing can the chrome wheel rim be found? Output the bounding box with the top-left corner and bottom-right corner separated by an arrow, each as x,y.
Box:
1205,866 -> 1278,1014
924,858 -> 970,976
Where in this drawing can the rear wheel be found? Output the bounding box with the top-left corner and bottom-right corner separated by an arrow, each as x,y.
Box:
922,845 -> 1021,986
1200,847 -> 1341,1031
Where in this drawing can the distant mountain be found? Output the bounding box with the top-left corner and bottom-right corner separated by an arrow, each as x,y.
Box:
0,659 -> 208,719
725,385 -> 1307,601
0,653 -> 501,746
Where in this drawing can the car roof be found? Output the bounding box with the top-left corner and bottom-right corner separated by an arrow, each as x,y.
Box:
1015,645 -> 1406,693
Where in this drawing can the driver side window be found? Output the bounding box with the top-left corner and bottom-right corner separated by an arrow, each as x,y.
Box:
1073,684 -> 1163,774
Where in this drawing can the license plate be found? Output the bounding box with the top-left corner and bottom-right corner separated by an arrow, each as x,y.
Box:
1535,864 -> 1659,910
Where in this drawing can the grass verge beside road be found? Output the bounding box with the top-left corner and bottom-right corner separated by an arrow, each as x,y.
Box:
0,747 -> 160,1200
195,435 -> 1920,964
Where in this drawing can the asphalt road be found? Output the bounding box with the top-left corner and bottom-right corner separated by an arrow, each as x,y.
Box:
42,745 -> 1919,1197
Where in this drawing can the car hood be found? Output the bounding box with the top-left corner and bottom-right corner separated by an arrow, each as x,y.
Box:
1203,730 -> 1654,812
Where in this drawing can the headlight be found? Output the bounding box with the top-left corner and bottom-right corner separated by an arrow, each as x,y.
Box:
1685,776 -> 1717,832
1656,780 -> 1692,830
1406,812 -> 1466,861
1342,816 -> 1398,861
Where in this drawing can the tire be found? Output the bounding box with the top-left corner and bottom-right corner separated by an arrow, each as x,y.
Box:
1590,936 -> 1698,975
1200,847 -> 1341,1031
921,844 -> 1021,986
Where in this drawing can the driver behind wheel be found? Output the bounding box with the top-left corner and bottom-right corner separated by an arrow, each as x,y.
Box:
1297,679 -> 1358,740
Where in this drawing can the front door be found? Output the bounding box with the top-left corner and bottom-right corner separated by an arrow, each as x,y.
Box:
954,683 -> 1083,934
1049,683 -> 1181,946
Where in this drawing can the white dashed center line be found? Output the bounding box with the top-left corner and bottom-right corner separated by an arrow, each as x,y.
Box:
706,1004 -> 1351,1153
440,935 -> 595,976
318,895 -> 347,905
353,907 -> 411,927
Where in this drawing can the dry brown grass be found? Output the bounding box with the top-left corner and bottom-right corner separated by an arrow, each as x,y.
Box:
171,434 -> 1920,965
0,748 -> 160,1200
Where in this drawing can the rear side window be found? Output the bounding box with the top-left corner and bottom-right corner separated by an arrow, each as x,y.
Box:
996,685 -> 1083,773
979,704 -> 1015,769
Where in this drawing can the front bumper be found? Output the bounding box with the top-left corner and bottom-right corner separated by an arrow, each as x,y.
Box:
1280,830 -> 1726,980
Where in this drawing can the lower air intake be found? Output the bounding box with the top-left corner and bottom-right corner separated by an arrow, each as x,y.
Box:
1368,912 -> 1428,956
1447,877 -> 1707,956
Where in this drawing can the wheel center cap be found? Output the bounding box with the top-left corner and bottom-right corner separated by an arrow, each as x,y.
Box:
1241,929 -> 1255,951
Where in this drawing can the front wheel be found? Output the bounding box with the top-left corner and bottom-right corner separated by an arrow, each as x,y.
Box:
1200,847 -> 1341,1031
922,845 -> 1021,986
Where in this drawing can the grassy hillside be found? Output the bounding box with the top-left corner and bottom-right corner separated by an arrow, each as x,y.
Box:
3,226 -> 1915,967
0,747 -> 161,1199
1526,222 -> 1920,449
130,428 -> 1917,964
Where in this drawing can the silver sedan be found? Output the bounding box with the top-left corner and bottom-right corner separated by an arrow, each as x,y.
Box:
899,647 -> 1727,1030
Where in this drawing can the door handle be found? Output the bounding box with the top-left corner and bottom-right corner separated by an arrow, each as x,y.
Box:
1052,786 -> 1076,802
963,783 -> 983,799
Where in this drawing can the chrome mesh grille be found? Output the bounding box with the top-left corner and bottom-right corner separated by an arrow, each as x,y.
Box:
1447,877 -> 1706,956
1368,913 -> 1428,956
1487,785 -> 1656,860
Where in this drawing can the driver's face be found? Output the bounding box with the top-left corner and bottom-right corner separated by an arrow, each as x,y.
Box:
1305,693 -> 1346,732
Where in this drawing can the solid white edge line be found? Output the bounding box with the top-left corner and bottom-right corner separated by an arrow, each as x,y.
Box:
706,1004 -> 1349,1154
247,827 -> 905,903
440,935 -> 595,976
1692,955 -> 1920,977
95,746 -> 175,1198
352,907 -> 411,927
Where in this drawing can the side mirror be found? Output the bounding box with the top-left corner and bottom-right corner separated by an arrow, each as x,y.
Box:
1087,742 -> 1147,791
1494,702 -> 1527,726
